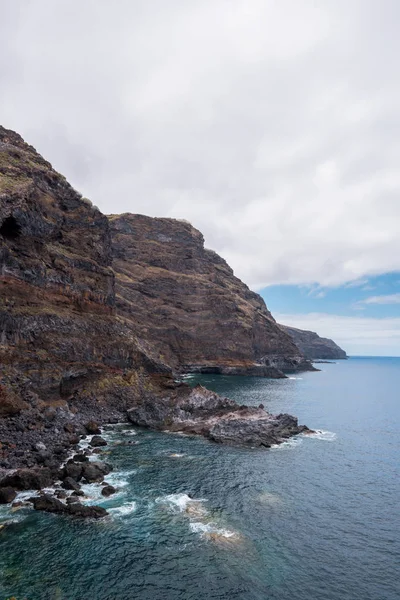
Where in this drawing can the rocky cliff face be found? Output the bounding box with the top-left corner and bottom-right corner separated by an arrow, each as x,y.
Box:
109,214 -> 312,376
280,325 -> 347,360
0,126 -> 173,469
0,126 -> 312,478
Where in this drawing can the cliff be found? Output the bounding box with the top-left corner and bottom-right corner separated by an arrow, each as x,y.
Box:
280,325 -> 347,360
0,126 -> 312,477
0,126 -> 174,469
109,214 -> 313,376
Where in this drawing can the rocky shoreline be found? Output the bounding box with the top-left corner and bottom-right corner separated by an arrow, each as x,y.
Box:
0,384 -> 311,518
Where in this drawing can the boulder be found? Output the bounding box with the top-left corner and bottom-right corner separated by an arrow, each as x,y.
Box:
81,461 -> 110,483
0,467 -> 53,490
0,487 -> 17,504
63,462 -> 83,481
72,453 -> 88,463
32,494 -> 107,518
90,435 -> 107,447
85,421 -> 101,435
32,494 -> 67,514
67,503 -> 108,519
101,485 -> 116,497
62,477 -> 82,493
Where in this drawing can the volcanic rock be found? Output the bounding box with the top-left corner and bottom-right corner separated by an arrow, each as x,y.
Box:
101,484 -> 116,497
62,477 -> 82,493
279,325 -> 347,360
90,435 -> 107,447
0,467 -> 53,490
109,214 -> 314,377
81,461 -> 110,483
85,421 -> 101,435
0,486 -> 17,504
128,384 -> 310,447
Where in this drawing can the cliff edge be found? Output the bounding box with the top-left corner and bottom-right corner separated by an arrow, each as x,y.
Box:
109,213 -> 313,377
280,325 -> 347,360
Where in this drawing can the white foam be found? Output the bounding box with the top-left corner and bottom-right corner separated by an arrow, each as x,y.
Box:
270,437 -> 303,450
108,501 -> 137,517
104,469 -> 136,488
158,493 -> 197,511
189,521 -> 237,539
80,483 -> 104,503
77,436 -> 91,450
306,429 -> 337,441
288,376 -> 303,380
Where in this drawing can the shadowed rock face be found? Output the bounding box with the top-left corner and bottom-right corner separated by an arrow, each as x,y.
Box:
0,126 -> 174,469
109,214 -> 313,377
280,325 -> 347,360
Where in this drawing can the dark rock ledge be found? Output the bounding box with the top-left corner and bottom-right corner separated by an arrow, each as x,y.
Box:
128,384 -> 311,448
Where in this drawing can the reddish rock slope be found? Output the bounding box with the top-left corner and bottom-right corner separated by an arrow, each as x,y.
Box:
109,214 -> 312,377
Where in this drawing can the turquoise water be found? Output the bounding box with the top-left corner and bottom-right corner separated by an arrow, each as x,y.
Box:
0,357 -> 399,599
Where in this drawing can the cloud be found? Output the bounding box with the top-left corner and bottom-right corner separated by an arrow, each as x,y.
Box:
1,1 -> 400,289
361,293 -> 400,305
276,312 -> 400,356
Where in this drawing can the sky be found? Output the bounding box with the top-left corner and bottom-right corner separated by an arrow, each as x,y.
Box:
1,0 -> 399,355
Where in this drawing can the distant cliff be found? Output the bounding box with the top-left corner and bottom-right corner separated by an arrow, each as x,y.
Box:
280,325 -> 347,360
109,214 -> 313,376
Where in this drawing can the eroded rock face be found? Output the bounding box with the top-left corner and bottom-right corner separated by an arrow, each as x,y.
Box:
0,126 -> 176,469
280,325 -> 347,360
109,213 -> 313,377
128,384 -> 310,447
0,127 -> 313,475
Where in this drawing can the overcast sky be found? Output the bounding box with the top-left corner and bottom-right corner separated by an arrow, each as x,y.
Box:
1,0 -> 399,354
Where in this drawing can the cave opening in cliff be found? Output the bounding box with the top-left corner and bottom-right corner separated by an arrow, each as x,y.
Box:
0,215 -> 21,240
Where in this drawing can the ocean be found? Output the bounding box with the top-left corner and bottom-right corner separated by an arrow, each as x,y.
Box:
0,357 -> 399,599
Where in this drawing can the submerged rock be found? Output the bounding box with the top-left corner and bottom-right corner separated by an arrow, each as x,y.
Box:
128,384 -> 310,447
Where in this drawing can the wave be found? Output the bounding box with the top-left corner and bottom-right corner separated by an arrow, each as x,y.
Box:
108,501 -> 137,517
189,521 -> 238,540
157,493 -> 206,512
270,437 -> 303,450
305,429 -> 337,441
288,377 -> 303,380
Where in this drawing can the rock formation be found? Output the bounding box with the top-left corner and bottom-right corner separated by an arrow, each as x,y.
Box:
0,125 -> 173,470
128,384 -> 311,447
109,214 -> 313,377
0,126 -> 313,507
280,325 -> 347,360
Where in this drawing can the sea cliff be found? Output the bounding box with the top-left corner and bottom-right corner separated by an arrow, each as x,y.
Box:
109,213 -> 313,377
280,325 -> 347,360
0,126 -> 311,514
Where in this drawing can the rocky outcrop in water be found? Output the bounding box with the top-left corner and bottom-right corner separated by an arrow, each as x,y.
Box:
109,214 -> 313,377
280,325 -> 347,360
128,384 -> 311,447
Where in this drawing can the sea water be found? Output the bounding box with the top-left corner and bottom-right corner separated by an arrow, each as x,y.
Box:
0,357 -> 399,599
